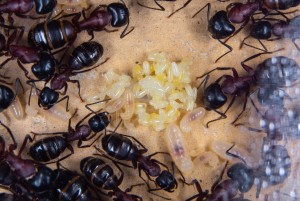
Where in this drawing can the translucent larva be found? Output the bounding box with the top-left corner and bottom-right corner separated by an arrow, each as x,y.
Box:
165,124 -> 193,173
180,107 -> 206,133
105,99 -> 125,113
120,89 -> 135,120
8,97 -> 24,120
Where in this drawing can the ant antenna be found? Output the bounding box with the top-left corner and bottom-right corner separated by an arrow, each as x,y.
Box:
226,143 -> 246,164
168,0 -> 193,18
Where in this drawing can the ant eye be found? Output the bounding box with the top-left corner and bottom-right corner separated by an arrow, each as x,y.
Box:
107,3 -> 129,27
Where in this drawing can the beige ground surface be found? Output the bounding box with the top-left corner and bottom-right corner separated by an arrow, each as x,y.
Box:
0,0 -> 300,200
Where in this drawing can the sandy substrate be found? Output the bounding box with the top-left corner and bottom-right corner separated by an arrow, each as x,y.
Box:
0,0 -> 300,200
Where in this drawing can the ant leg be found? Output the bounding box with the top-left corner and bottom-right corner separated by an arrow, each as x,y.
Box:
206,96 -> 236,128
117,134 -> 148,153
56,95 -> 70,112
167,0 -> 193,18
77,133 -> 101,148
18,134 -> 34,156
226,143 -> 247,164
231,91 -> 249,125
196,67 -> 236,79
241,48 -> 284,73
292,38 -> 300,51
104,28 -> 118,33
17,60 -> 31,79
185,180 -> 208,201
0,121 -> 17,151
197,74 -> 209,90
137,0 -> 168,11
120,18 -> 134,38
148,188 -> 172,200
240,34 -> 251,49
215,39 -> 233,63
0,57 -> 13,69
243,39 -> 268,52
211,161 -> 229,191
45,144 -> 74,164
85,99 -> 110,114
27,81 -> 40,106
224,19 -> 249,44
75,112 -> 95,129
192,3 -> 210,20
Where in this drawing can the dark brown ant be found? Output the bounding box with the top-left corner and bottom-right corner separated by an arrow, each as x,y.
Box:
28,0 -> 133,52
0,122 -> 56,200
242,15 -> 300,52
94,123 -> 186,200
0,24 -> 59,81
80,156 -> 143,201
196,50 -> 285,127
21,100 -> 111,164
51,164 -> 102,201
48,41 -> 108,101
186,161 -> 254,201
0,0 -> 57,25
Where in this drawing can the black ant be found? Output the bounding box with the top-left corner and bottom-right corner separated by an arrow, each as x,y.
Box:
241,15 -> 300,52
80,155 -> 143,201
196,50 -> 284,127
20,101 -> 110,164
28,0 -> 133,52
0,0 -> 56,25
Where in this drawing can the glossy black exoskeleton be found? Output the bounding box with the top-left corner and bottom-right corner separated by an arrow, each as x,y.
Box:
28,83 -> 70,112
0,0 -> 57,25
0,78 -> 23,113
99,132 -> 179,195
28,20 -> 77,51
72,1 -> 134,39
48,41 -> 108,101
31,52 -> 57,81
196,50 -> 291,127
51,169 -> 94,201
80,156 -> 142,201
0,122 -> 55,200
186,161 -> 254,201
69,41 -> 104,70
24,109 -> 110,163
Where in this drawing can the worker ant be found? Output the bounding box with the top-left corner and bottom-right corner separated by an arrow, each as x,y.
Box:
196,49 -> 284,127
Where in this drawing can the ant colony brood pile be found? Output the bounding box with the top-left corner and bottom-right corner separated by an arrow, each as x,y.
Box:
97,52 -> 197,132
1,0 -> 300,200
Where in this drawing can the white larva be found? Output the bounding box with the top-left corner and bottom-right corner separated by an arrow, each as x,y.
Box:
120,89 -> 135,120
165,124 -> 193,173
8,96 -> 24,120
180,107 -> 206,133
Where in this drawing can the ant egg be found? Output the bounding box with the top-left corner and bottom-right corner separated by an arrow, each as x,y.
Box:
8,96 -> 24,120
180,107 -> 206,133
120,89 -> 135,120
165,124 -> 193,174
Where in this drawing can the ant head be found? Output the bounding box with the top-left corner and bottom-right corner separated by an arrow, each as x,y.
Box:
227,163 -> 254,193
32,52 -> 56,81
209,11 -> 235,39
34,0 -> 57,14
107,3 -> 129,27
88,112 -> 110,132
251,21 -> 272,39
204,83 -> 227,110
0,84 -> 15,112
155,170 -> 177,191
38,87 -> 59,109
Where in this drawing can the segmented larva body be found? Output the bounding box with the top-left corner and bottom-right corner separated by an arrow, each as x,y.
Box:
180,107 -> 205,133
